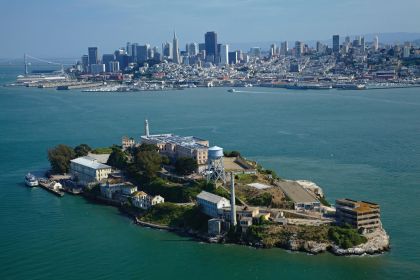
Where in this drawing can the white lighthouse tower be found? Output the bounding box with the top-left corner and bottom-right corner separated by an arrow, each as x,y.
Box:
144,119 -> 150,137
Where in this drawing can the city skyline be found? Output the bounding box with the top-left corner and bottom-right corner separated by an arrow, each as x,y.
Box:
1,0 -> 420,58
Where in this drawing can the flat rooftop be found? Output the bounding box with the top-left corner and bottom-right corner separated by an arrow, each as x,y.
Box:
141,134 -> 208,150
71,156 -> 111,170
276,180 -> 319,204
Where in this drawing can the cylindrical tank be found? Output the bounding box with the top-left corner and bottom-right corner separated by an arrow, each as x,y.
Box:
208,146 -> 224,159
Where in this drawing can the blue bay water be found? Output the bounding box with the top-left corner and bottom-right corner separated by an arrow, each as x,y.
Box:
0,65 -> 419,279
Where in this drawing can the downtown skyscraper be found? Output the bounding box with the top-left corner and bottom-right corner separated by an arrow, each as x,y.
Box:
172,32 -> 180,64
205,31 -> 218,63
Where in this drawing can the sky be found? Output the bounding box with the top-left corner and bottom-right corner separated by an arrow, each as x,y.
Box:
1,0 -> 420,58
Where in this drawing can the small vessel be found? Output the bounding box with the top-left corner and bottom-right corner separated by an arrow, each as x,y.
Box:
25,173 -> 39,187
228,88 -> 237,93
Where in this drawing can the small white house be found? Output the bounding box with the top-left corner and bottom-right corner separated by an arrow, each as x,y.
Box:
132,192 -> 165,210
196,191 -> 231,218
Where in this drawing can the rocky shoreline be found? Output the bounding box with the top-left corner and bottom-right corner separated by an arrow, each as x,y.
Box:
129,211 -> 390,256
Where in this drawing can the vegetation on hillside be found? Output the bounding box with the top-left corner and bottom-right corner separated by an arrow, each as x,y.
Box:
91,147 -> 114,154
174,157 -> 198,176
141,203 -> 209,232
328,226 -> 367,249
74,144 -> 92,157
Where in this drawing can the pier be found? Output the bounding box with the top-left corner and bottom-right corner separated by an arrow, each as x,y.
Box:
38,179 -> 65,197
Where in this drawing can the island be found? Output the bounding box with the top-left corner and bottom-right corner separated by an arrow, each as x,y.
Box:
39,120 -> 389,256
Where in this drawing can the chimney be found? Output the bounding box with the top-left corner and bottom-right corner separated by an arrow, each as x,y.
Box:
230,172 -> 237,226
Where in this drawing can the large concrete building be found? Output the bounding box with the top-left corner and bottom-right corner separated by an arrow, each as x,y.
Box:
197,191 -> 231,218
70,156 -> 112,186
335,199 -> 381,232
140,120 -> 209,167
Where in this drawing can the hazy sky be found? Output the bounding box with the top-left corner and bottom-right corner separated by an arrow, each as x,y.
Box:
1,0 -> 420,58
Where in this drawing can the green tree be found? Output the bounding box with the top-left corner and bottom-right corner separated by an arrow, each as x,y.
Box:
48,144 -> 76,174
175,157 -> 198,176
74,144 -> 92,157
107,147 -> 128,169
134,149 -> 163,180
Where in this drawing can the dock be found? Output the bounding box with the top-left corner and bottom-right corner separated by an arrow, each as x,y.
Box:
38,179 -> 65,197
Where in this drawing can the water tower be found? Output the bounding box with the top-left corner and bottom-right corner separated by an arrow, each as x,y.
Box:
207,146 -> 226,184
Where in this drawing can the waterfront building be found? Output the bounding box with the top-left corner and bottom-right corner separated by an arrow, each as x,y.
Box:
197,191 -> 231,218
88,47 -> 98,66
220,44 -> 229,65
172,32 -> 180,64
70,156 -> 112,186
140,120 -> 209,167
109,61 -> 120,73
335,199 -> 381,232
90,64 -> 105,75
100,181 -> 137,200
333,35 -> 340,54
205,31 -> 218,63
102,54 -> 115,72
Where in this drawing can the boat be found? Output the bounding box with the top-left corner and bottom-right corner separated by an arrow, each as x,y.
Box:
227,88 -> 237,93
25,173 -> 39,187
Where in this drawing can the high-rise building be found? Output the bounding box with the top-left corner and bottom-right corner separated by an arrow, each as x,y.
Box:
295,41 -> 304,58
172,32 -> 180,64
228,51 -> 238,65
403,42 -> 411,58
137,45 -> 150,63
102,54 -> 115,72
220,44 -> 229,65
81,55 -> 89,72
345,36 -> 351,44
131,43 -> 138,62
109,61 -> 120,73
280,41 -> 288,55
88,47 -> 98,66
270,44 -> 277,57
250,47 -> 261,57
205,31 -> 218,63
333,35 -> 340,54
361,36 -> 366,52
373,36 -> 379,51
188,42 -> 198,56
126,42 -> 132,56
162,42 -> 172,59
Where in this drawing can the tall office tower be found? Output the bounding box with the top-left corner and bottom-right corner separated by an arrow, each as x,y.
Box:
280,41 -> 288,55
316,41 -> 322,53
220,44 -> 229,65
205,31 -> 218,62
361,36 -> 366,52
137,44 -> 150,63
198,43 -> 206,52
162,42 -> 172,59
333,35 -> 340,54
270,44 -> 277,57
126,42 -> 132,56
188,42 -> 198,56
228,51 -> 238,65
355,36 -> 362,47
250,47 -> 261,57
102,54 -> 115,72
148,47 -> 155,60
109,61 -> 120,73
131,43 -> 138,62
81,55 -> 89,72
172,32 -> 180,64
403,42 -> 411,58
345,36 -> 351,44
115,49 -> 129,70
88,47 -> 98,66
373,36 -> 379,51
295,41 -> 303,57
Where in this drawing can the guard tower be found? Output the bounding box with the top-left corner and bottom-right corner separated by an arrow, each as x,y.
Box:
207,146 -> 226,184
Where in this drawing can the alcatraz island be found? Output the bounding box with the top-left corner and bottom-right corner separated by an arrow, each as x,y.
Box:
37,120 -> 389,256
